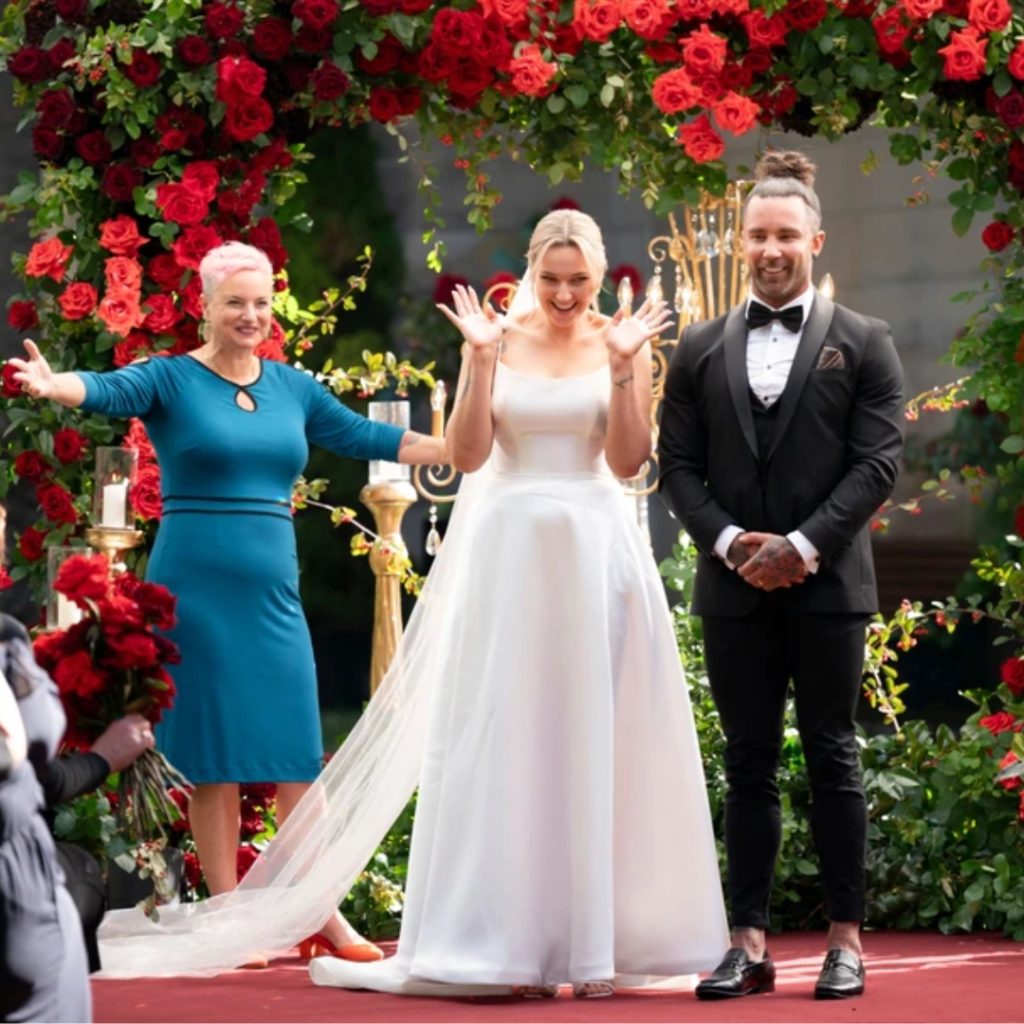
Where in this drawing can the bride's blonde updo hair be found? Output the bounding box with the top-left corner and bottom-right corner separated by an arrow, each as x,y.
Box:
524,209 -> 607,313
198,241 -> 274,301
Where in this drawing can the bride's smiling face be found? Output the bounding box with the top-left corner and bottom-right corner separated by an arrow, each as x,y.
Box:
534,244 -> 596,327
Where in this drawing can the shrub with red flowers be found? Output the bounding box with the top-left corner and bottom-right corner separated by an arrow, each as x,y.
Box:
32,554 -> 188,841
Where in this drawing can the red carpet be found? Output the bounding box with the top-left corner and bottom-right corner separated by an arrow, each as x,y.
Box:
92,931 -> 1022,1023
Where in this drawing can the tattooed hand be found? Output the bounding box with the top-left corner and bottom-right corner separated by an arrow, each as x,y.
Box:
726,536 -> 760,569
736,533 -> 808,591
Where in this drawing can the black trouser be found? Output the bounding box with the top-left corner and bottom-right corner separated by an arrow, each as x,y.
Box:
702,608 -> 869,929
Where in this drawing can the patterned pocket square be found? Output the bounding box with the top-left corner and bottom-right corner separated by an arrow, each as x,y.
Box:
815,346 -> 846,371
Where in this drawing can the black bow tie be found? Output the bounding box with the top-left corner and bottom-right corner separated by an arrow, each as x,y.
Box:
746,300 -> 803,333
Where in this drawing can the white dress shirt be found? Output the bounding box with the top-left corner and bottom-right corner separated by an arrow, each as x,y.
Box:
714,285 -> 821,574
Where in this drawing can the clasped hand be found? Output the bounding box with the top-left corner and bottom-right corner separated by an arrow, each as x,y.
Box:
436,284 -> 503,351
729,532 -> 808,591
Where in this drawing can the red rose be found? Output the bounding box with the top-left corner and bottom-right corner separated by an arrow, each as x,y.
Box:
741,12 -> 787,49
1001,655 -> 1024,697
1,363 -> 24,399
47,38 -> 76,74
7,300 -> 39,331
180,162 -> 221,203
712,92 -> 760,136
236,844 -> 260,881
31,125 -> 64,162
55,553 -> 110,603
449,63 -> 494,106
113,331 -> 153,367
900,0 -> 943,16
509,44 -> 558,97
36,88 -> 76,129
292,0 -> 340,30
123,49 -> 161,88
104,630 -> 160,670
968,0 -> 1011,32
36,482 -> 79,525
172,225 -> 223,271
938,27 -> 989,80
996,90 -> 1024,128
53,427 -> 88,464
998,751 -> 1022,790
183,851 -> 202,889
132,580 -> 177,630
312,61 -> 350,101
179,276 -> 204,320
25,237 -> 73,282
99,215 -> 145,256
204,2 -> 245,39
479,0 -> 531,28
14,450 -> 51,482
18,526 -> 48,562
156,183 -> 210,226
142,293 -> 181,334
177,34 -> 212,67
785,0 -> 828,32
620,0 -> 673,40
294,24 -> 332,53
53,650 -> 107,699
255,330 -> 287,363
224,96 -> 275,142
130,137 -> 162,168
58,281 -> 99,321
129,465 -> 163,521
652,68 -> 699,114
1015,503 -> 1024,537
101,163 -> 143,204
8,46 -> 50,85
74,130 -> 112,166
104,257 -> 143,293
572,0 -> 622,43
216,56 -> 267,106
368,87 -> 404,124
253,18 -> 293,60
873,7 -> 912,54
433,273 -> 470,305
982,220 -> 1016,251
55,0 -> 88,21
980,710 -> 1021,735
97,291 -> 145,337
147,253 -> 185,290
0,567 -> 11,592
681,25 -> 728,74
355,35 -> 405,76
429,8 -> 486,57
1009,41 -> 1024,79
677,113 -> 725,164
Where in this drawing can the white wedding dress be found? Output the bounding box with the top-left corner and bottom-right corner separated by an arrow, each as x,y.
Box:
310,362 -> 728,994
97,361 -> 727,987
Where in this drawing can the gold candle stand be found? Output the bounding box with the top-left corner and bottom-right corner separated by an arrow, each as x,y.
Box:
360,479 -> 417,695
84,525 -> 145,572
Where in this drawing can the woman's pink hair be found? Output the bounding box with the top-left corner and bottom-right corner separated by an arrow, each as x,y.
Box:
198,242 -> 273,299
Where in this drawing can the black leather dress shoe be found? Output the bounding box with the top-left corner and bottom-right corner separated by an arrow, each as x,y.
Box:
814,948 -> 865,999
695,948 -> 776,1000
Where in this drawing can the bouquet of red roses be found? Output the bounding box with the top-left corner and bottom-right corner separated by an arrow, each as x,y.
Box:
33,553 -> 189,841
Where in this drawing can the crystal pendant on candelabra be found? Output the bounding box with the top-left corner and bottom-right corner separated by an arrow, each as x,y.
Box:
645,265 -> 663,305
616,274 -> 634,316
425,504 -> 442,557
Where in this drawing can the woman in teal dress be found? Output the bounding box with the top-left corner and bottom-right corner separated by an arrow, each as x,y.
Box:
10,242 -> 446,962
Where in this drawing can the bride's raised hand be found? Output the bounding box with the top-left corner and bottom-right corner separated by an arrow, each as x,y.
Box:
436,284 -> 504,352
605,297 -> 673,363
7,339 -> 56,400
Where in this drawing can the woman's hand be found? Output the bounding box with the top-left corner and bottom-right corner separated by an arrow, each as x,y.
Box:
605,297 -> 673,366
436,284 -> 504,353
7,339 -> 55,399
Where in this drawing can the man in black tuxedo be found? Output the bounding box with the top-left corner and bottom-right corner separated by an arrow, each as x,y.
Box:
658,151 -> 903,1001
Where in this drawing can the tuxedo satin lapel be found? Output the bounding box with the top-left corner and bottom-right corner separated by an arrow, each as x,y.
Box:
723,305 -> 758,461
766,294 -> 835,464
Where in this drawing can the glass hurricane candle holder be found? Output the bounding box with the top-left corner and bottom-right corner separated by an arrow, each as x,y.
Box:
368,400 -> 410,485
47,544 -> 89,631
92,446 -> 138,529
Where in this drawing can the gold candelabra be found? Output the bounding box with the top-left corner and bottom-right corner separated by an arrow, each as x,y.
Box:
84,525 -> 145,572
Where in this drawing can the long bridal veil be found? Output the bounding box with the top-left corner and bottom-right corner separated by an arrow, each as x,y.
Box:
97,465 -> 493,978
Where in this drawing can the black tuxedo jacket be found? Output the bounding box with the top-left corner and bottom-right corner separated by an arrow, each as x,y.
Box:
658,295 -> 904,616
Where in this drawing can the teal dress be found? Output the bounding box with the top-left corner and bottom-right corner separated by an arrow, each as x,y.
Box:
78,356 -> 404,784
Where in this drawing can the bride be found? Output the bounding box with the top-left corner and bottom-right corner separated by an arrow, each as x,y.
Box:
97,210 -> 727,996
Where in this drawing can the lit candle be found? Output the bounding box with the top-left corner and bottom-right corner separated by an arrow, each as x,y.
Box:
101,478 -> 128,527
56,593 -> 83,630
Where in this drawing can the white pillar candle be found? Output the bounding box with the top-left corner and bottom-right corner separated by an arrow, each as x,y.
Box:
56,593 -> 83,630
100,480 -> 128,528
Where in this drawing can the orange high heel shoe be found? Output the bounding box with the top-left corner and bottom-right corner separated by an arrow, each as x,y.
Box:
298,932 -> 385,963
